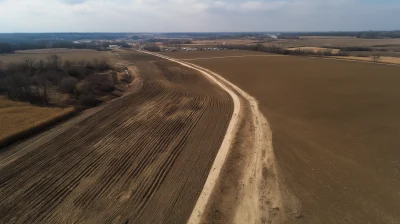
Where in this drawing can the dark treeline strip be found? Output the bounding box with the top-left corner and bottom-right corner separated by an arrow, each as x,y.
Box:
220,44 -> 350,57
143,44 -> 161,52
281,31 -> 400,39
144,38 -> 192,43
0,40 -> 131,54
0,33 -> 133,43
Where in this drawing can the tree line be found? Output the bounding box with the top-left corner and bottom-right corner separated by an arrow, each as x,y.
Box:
0,55 -> 132,107
220,44 -> 350,56
0,40 -> 131,54
279,31 -> 400,39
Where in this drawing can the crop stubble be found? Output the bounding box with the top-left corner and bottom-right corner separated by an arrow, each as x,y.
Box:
0,51 -> 233,224
162,51 -> 400,223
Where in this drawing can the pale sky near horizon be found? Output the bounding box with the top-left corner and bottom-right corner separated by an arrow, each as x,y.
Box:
0,0 -> 399,32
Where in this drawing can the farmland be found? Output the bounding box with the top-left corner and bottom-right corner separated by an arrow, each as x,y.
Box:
162,50 -> 400,223
0,51 -> 233,223
0,97 -> 75,147
276,36 -> 400,49
0,49 -> 111,64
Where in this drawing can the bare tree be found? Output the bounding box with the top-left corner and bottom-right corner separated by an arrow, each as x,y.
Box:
372,55 -> 381,63
35,73 -> 49,104
59,76 -> 78,94
46,54 -> 62,70
22,57 -> 36,76
36,60 -> 46,73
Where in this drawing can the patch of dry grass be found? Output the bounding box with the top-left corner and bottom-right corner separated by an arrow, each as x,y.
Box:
0,96 -> 75,146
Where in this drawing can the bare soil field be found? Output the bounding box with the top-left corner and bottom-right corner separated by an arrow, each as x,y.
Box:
0,51 -> 233,223
334,56 -> 400,65
164,51 -> 400,223
0,49 -> 110,63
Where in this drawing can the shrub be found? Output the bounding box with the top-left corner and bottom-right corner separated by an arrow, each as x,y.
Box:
78,94 -> 102,107
143,44 -> 161,52
59,76 -> 78,94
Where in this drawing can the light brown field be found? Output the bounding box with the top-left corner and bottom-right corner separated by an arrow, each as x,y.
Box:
0,51 -> 233,224
0,97 -> 75,146
0,49 -> 111,63
163,51 -> 400,223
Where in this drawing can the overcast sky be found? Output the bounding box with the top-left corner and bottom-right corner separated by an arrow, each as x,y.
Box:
0,0 -> 399,32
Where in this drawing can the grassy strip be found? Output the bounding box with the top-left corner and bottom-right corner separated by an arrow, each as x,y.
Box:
0,107 -> 77,149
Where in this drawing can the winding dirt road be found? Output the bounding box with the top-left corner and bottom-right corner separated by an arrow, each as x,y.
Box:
143,51 -> 285,224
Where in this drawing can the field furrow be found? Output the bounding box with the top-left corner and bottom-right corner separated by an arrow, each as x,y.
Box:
0,51 -> 233,224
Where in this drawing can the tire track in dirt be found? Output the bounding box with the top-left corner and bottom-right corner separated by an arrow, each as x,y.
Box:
0,51 -> 233,224
188,64 -> 288,224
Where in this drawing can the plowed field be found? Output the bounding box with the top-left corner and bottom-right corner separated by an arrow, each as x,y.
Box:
162,51 -> 400,223
0,51 -> 233,224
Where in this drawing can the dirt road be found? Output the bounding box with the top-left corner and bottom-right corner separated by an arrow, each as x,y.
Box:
146,51 -> 286,223
0,51 -> 233,224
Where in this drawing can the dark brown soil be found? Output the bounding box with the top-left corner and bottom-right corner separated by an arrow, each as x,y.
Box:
171,51 -> 400,223
0,51 -> 233,224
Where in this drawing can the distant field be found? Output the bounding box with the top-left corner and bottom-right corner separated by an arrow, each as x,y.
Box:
273,37 -> 400,48
0,49 -> 111,63
349,51 -> 400,57
0,97 -> 74,146
333,56 -> 400,65
164,51 -> 400,223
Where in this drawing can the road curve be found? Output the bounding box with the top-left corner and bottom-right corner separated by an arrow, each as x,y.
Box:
138,50 -> 241,224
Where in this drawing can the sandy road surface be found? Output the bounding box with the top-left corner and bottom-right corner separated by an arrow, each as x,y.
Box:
0,51 -> 233,224
188,64 -> 288,224
148,51 -> 285,223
